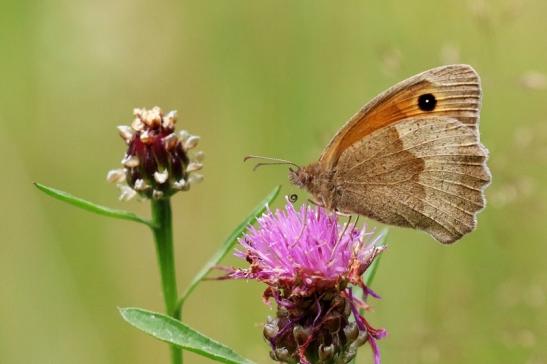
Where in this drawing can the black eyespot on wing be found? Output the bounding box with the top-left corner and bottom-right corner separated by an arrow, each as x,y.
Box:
418,93 -> 437,111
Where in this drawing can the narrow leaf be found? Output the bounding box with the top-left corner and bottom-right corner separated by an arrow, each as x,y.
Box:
34,182 -> 154,228
363,228 -> 388,288
176,185 -> 280,311
120,308 -> 255,364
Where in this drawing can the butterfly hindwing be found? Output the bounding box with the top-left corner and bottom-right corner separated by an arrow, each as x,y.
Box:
333,116 -> 490,243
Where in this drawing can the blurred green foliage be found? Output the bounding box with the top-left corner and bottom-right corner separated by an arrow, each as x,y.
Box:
1,1 -> 546,363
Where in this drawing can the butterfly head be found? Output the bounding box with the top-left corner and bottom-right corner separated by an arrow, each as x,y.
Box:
288,166 -> 311,188
244,154 -> 302,176
244,155 -> 326,200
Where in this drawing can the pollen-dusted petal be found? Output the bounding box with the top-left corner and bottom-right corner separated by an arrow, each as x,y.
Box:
179,130 -> 190,142
142,106 -> 162,127
131,117 -> 145,131
118,185 -> 137,201
186,162 -> 203,172
134,179 -> 149,191
117,125 -> 134,142
106,168 -> 126,183
163,110 -> 177,128
154,170 -> 169,184
183,135 -> 200,150
188,173 -> 203,185
194,150 -> 205,162
173,179 -> 187,190
122,155 -> 140,168
162,133 -> 178,150
139,130 -> 153,144
133,108 -> 145,120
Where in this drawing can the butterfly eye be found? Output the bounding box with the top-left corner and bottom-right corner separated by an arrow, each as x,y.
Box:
418,93 -> 437,111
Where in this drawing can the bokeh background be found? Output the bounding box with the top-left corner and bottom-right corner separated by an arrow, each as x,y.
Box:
1,1 -> 546,363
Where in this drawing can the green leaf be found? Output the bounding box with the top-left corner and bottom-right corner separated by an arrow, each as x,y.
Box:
34,182 -> 155,228
120,308 -> 255,364
175,185 -> 281,313
363,228 -> 388,288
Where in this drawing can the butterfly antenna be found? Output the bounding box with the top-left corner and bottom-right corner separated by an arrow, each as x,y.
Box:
243,155 -> 300,171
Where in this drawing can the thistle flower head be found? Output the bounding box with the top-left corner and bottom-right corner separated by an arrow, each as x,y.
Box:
107,107 -> 204,200
226,199 -> 387,364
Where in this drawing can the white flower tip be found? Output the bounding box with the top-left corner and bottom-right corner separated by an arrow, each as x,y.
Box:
186,162 -> 203,173
184,135 -> 200,150
134,179 -> 149,191
152,190 -> 164,200
106,169 -> 126,183
154,170 -> 169,184
179,130 -> 190,142
188,173 -> 204,185
140,130 -> 152,143
194,150 -> 205,162
131,117 -> 144,131
173,179 -> 187,190
119,185 -> 137,201
163,110 -> 177,128
142,107 -> 162,127
162,133 -> 178,150
117,125 -> 134,142
122,155 -> 139,168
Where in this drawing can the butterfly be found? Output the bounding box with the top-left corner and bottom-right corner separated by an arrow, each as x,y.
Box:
247,64 -> 491,244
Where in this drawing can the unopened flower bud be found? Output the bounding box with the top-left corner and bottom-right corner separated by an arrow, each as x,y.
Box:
263,321 -> 279,340
343,322 -> 359,343
270,348 -> 291,362
318,343 -> 335,361
107,106 -> 204,200
293,325 -> 312,346
183,135 -> 200,150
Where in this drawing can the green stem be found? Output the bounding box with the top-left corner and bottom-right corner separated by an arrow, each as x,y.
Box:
151,198 -> 182,364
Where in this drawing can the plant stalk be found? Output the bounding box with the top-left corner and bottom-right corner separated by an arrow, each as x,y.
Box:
151,198 -> 182,364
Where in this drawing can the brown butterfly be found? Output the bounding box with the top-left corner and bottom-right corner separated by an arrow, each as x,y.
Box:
247,64 -> 491,244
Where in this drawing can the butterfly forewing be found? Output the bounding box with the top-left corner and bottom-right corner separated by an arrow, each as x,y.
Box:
320,64 -> 482,168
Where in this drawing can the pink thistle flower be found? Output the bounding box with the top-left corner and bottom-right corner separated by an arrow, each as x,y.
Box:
225,199 -> 387,364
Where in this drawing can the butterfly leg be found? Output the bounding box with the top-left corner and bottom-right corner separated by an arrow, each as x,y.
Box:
334,209 -> 353,218
307,198 -> 326,208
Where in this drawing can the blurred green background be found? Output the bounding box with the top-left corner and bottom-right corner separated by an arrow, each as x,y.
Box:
1,1 -> 546,363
